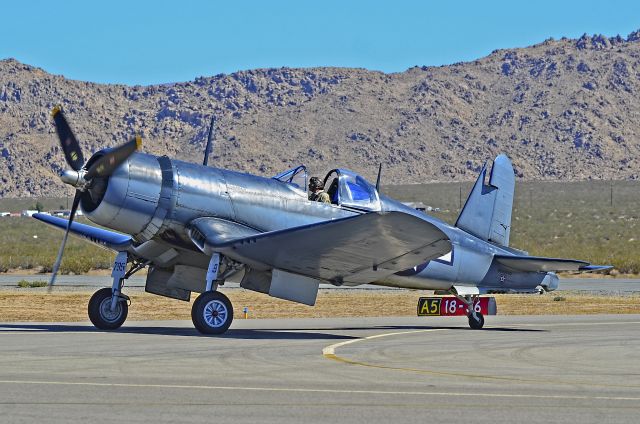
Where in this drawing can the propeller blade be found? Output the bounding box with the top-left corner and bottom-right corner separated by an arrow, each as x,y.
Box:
52,106 -> 85,171
85,136 -> 141,179
49,191 -> 82,289
203,115 -> 216,166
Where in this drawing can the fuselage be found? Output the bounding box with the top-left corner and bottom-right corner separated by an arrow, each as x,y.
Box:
81,152 -> 551,293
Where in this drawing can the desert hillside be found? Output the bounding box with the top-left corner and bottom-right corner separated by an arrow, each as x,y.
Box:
1,31 -> 640,197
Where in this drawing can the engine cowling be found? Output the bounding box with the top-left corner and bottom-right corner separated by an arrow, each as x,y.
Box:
81,152 -> 163,239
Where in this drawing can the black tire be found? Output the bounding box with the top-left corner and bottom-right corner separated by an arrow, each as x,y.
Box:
468,312 -> 484,330
88,288 -> 128,330
192,291 -> 234,335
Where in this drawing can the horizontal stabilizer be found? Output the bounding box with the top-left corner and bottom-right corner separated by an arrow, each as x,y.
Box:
33,213 -> 132,251
189,211 -> 451,285
576,265 -> 614,272
494,254 -> 612,273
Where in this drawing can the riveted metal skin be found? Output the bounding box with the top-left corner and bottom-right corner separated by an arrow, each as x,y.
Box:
75,152 -> 603,294
82,152 -> 356,249
82,153 -> 161,237
81,152 -> 510,291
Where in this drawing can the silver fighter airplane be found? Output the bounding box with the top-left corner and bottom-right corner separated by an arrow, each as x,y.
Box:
34,107 -> 610,334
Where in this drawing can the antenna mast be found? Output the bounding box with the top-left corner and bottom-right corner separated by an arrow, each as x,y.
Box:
203,115 -> 216,166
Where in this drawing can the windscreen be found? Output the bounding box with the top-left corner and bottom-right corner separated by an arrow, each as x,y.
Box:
338,172 -> 380,210
272,165 -> 307,190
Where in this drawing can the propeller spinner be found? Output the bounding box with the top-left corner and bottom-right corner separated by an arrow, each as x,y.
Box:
48,106 -> 141,288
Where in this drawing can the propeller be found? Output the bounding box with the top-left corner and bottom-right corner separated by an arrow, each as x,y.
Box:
52,105 -> 84,171
49,191 -> 81,288
48,106 -> 141,288
85,136 -> 141,179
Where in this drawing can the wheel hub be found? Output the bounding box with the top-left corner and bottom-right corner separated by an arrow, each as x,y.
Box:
99,298 -> 122,322
203,300 -> 228,328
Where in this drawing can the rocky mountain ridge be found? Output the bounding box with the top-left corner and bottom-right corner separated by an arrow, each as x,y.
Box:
1,30 -> 640,197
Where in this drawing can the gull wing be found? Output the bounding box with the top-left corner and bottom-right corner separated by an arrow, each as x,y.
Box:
189,211 -> 450,284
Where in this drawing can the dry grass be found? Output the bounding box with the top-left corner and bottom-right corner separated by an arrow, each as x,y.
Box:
492,293 -> 640,315
1,289 -> 638,323
2,180 -> 640,275
389,180 -> 640,274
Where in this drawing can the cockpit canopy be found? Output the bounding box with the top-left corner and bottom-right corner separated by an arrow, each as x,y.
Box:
323,169 -> 381,211
273,166 -> 381,211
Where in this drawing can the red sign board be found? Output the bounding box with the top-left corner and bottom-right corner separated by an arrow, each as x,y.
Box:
417,297 -> 497,317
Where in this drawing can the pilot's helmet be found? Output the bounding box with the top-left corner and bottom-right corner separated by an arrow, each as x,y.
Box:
309,177 -> 323,191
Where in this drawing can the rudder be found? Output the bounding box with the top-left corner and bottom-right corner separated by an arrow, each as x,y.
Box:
455,154 -> 515,246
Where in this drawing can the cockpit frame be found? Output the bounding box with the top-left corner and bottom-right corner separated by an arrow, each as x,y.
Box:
323,169 -> 381,212
272,165 -> 308,191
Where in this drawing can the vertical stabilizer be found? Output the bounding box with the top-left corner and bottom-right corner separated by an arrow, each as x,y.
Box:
455,154 -> 515,246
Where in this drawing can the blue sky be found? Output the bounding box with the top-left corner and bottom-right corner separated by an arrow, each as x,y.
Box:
2,0 -> 639,85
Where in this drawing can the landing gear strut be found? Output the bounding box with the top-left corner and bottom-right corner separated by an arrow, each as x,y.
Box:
191,253 -> 234,335
87,252 -> 148,331
450,292 -> 485,330
465,294 -> 485,329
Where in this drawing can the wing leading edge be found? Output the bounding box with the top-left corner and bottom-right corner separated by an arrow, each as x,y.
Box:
33,213 -> 132,251
189,211 -> 451,285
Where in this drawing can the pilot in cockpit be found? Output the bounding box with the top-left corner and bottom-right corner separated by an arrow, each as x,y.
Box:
308,177 -> 331,204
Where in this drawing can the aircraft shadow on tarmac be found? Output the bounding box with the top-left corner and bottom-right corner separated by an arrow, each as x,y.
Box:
0,323 -> 358,340
291,325 -> 545,333
0,323 -> 544,339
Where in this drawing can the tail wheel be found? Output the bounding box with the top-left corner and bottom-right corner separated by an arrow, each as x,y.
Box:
468,312 -> 484,330
192,291 -> 234,335
88,287 -> 128,330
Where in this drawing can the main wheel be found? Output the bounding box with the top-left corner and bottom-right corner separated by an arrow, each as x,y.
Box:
468,312 -> 484,330
88,288 -> 128,330
192,291 -> 234,335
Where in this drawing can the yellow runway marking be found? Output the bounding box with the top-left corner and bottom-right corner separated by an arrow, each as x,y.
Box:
0,379 -> 639,402
322,328 -> 447,356
322,325 -> 640,389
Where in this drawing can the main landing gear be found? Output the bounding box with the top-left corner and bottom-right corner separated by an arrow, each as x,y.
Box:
191,291 -> 234,334
87,251 -> 236,335
190,253 -> 234,335
87,252 -> 146,331
88,287 -> 128,329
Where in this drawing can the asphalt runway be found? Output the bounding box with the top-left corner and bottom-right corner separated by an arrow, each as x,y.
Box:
1,315 -> 639,423
2,275 -> 639,293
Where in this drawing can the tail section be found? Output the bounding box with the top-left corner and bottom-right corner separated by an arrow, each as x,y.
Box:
493,254 -> 604,272
455,154 -> 515,246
